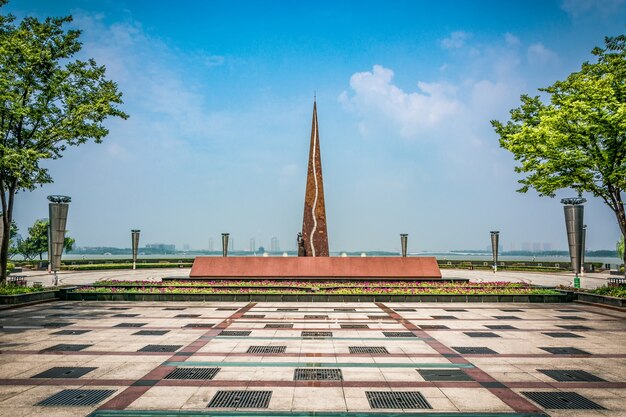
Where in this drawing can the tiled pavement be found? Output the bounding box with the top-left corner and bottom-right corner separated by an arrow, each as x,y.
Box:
0,301 -> 624,416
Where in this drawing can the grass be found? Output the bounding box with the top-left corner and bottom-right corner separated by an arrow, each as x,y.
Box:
0,285 -> 46,295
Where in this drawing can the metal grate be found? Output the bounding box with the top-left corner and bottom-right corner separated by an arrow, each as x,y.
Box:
485,325 -> 517,330
207,390 -> 272,408
247,346 -> 286,354
185,323 -> 214,328
165,367 -> 220,380
366,391 -> 432,409
109,307 -> 130,310
51,330 -> 91,335
134,330 -> 170,336
538,369 -> 605,382
176,314 -> 201,318
164,307 -> 186,310
445,309 -> 467,312
540,347 -> 590,355
43,322 -> 73,327
430,315 -> 457,320
393,308 -> 415,311
368,315 -> 390,320
542,332 -> 582,338
294,368 -> 343,380
277,308 -> 298,311
216,307 -> 239,311
43,344 -> 92,352
557,325 -> 592,330
557,309 -> 580,312
242,315 -> 265,318
522,391 -> 605,409
32,367 -> 97,379
349,346 -> 389,354
452,346 -> 497,354
36,389 -> 116,406
114,322 -> 146,328
418,369 -> 473,381
301,331 -> 332,337
113,313 -> 139,317
501,309 -> 523,312
383,331 -> 416,338
137,344 -> 182,352
464,332 -> 500,338
48,313 -> 77,317
419,325 -> 448,330
556,316 -> 586,320
265,323 -> 293,328
492,316 -> 521,320
305,315 -> 328,319
334,308 -> 356,311
219,330 -> 251,336
340,324 -> 369,329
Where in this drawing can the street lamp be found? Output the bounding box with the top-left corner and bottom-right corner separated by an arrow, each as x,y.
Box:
581,225 -> 587,275
400,234 -> 408,257
490,231 -> 500,273
48,195 -> 71,286
131,230 -> 140,270
561,197 -> 586,288
222,233 -> 230,257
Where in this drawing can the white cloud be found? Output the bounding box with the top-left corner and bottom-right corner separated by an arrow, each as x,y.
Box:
504,33 -> 520,47
441,31 -> 471,49
561,0 -> 625,16
527,43 -> 559,66
339,65 -> 462,139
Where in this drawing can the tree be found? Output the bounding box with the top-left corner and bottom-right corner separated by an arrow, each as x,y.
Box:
492,34 -> 626,275
0,2 -> 128,281
618,236 -> 625,262
19,218 -> 74,261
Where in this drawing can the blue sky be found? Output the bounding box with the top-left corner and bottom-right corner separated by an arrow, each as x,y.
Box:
8,0 -> 626,252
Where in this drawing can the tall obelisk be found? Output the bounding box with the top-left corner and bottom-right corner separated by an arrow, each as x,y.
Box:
301,100 -> 329,257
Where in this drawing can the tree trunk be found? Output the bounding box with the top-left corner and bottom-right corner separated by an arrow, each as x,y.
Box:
613,192 -> 626,278
0,185 -> 16,284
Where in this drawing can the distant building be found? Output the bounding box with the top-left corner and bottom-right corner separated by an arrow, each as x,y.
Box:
521,242 -> 531,251
270,236 -> 279,252
182,243 -> 190,251
249,238 -> 256,252
532,242 -> 541,252
208,237 -> 214,251
145,243 -> 176,253
543,242 -> 552,251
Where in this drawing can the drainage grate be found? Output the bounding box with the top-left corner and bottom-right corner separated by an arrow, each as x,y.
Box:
556,316 -> 586,320
464,332 -> 500,338
430,315 -> 457,320
452,346 -> 497,354
185,323 -> 214,328
43,322 -> 73,327
305,315 -> 328,319
383,331 -> 416,338
165,367 -> 220,380
393,308 -> 415,311
114,322 -> 146,328
366,391 -> 432,409
540,347 -> 590,355
176,314 -> 201,318
207,390 -> 272,408
340,324 -> 369,329
485,325 -> 517,330
334,308 -> 356,311
164,307 -> 186,310
113,313 -> 139,317
445,309 -> 467,312
492,316 -> 521,320
538,369 -> 605,382
301,331 -> 332,337
134,330 -> 170,336
349,346 -> 389,354
51,330 -> 91,335
294,368 -> 343,380
368,315 -> 389,320
37,389 -> 116,407
265,323 -> 293,328
247,346 -> 286,354
557,325 -> 592,330
419,325 -> 448,330
219,330 -> 251,336
277,308 -> 298,311
557,309 -> 580,312
48,313 -> 77,317
242,315 -> 265,318
418,369 -> 473,381
32,367 -> 97,379
137,344 -> 182,352
542,332 -> 582,338
109,307 -> 130,310
522,391 -> 605,409
43,344 -> 92,352
216,307 -> 239,311
501,309 -> 523,312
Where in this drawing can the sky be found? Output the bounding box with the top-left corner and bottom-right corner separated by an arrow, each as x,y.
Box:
7,0 -> 626,252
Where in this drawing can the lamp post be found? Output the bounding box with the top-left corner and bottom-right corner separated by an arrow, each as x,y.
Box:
490,231 -> 500,273
131,230 -> 140,270
400,234 -> 408,257
222,233 -> 230,257
561,197 -> 586,288
581,225 -> 587,276
48,195 -> 71,286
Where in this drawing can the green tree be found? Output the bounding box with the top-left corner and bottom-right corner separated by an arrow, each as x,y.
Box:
16,219 -> 73,261
0,2 -> 128,281
618,236 -> 625,261
492,34 -> 626,275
